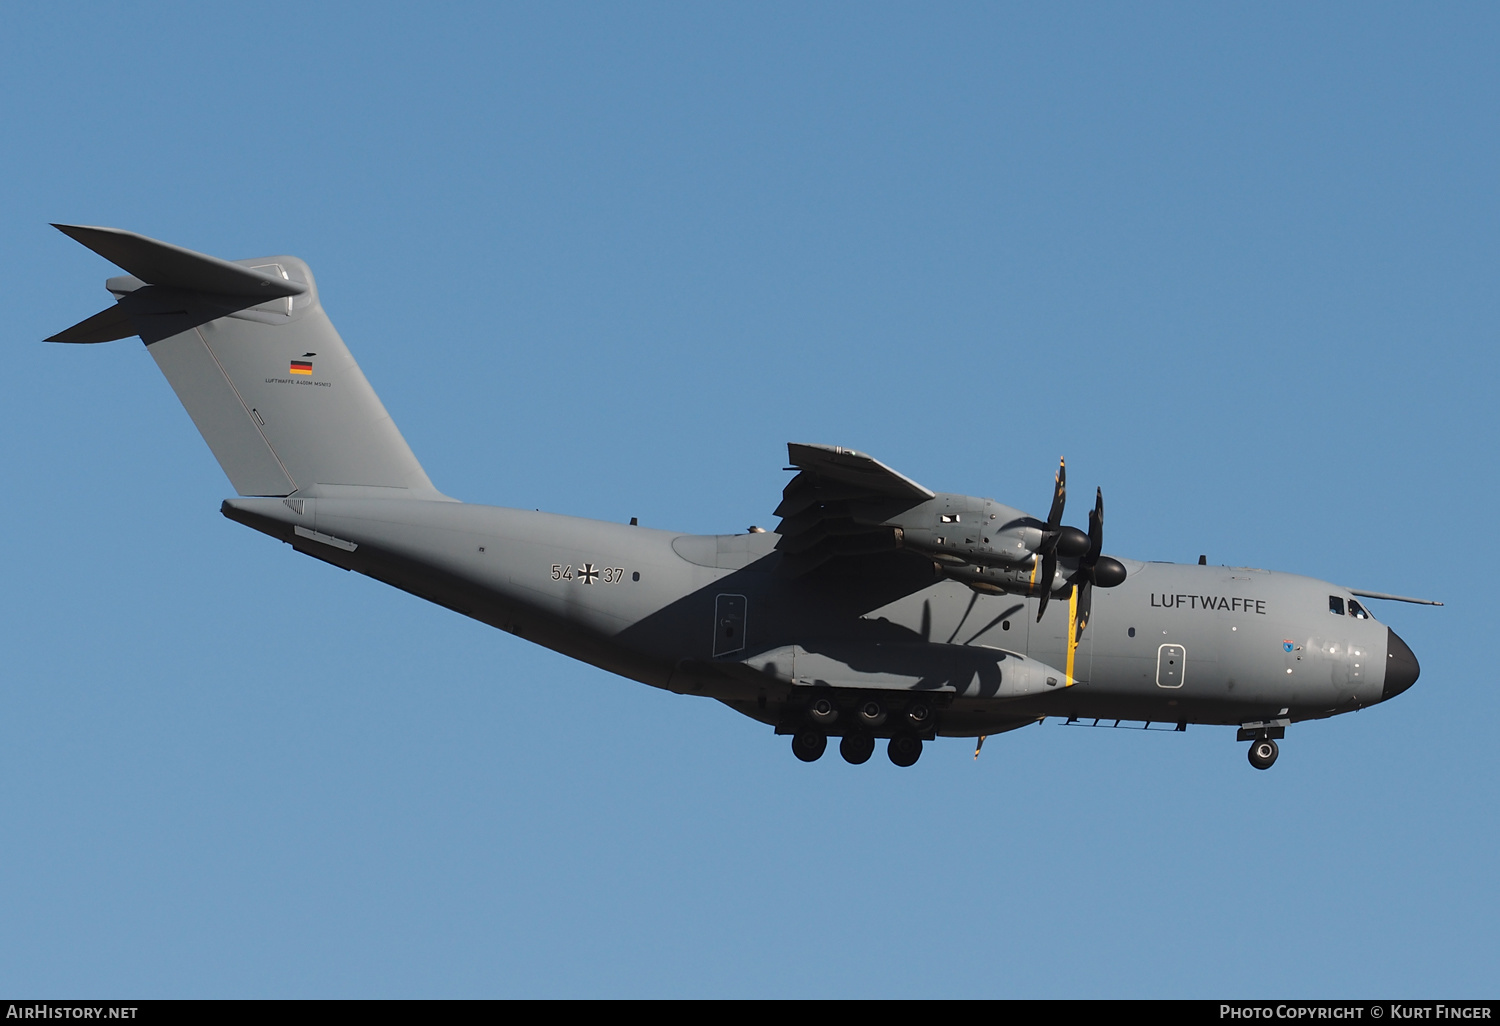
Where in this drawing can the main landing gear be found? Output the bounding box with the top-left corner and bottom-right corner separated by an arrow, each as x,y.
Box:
786,696 -> 934,767
1247,738 -> 1279,770
839,733 -> 875,765
791,730 -> 827,763
887,735 -> 922,767
789,730 -> 924,767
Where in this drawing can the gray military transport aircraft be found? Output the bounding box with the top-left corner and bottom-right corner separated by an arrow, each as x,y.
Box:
50,225 -> 1437,771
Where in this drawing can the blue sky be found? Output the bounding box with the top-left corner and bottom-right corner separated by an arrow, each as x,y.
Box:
2,3 -> 1496,997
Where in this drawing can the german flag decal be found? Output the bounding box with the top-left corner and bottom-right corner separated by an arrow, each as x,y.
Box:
289,360 -> 313,375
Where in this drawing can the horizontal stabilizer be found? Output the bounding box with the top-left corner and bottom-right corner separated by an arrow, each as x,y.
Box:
52,224 -> 307,299
46,302 -> 137,344
47,283 -> 255,346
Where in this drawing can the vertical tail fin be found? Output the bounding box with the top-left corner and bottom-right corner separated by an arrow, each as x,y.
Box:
50,225 -> 445,500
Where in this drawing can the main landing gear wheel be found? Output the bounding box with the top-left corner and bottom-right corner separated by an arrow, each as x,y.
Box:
840,734 -> 875,765
792,731 -> 827,763
808,695 -> 839,726
887,734 -> 923,768
1248,738 -> 1279,770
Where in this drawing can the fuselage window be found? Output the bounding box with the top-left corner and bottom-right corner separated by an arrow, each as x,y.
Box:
1329,595 -> 1346,615
1348,599 -> 1370,619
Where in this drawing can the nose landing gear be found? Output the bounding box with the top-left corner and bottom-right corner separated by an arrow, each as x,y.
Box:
1238,722 -> 1286,770
1247,738 -> 1279,770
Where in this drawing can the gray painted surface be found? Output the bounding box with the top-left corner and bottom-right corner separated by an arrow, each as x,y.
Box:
53,226 -> 1428,764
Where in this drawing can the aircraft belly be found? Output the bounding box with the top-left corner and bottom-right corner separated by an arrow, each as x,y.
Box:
303,501 -> 690,633
224,497 -> 701,683
315,521 -> 632,634
737,642 -> 1066,701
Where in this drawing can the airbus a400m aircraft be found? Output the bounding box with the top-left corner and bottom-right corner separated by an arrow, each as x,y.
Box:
51,225 -> 1437,771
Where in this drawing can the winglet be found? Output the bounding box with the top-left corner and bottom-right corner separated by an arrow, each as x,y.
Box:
52,224 -> 307,299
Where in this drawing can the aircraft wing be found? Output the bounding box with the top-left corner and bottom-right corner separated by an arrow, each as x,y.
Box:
774,444 -> 936,575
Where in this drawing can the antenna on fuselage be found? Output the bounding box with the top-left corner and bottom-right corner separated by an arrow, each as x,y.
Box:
1348,589 -> 1444,606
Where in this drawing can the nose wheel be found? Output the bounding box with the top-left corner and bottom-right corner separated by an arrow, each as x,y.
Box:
1247,738 -> 1279,770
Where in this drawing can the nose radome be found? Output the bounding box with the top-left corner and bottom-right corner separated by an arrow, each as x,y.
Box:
1383,628 -> 1420,700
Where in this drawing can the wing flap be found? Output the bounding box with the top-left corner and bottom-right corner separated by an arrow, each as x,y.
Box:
774,443 -> 935,576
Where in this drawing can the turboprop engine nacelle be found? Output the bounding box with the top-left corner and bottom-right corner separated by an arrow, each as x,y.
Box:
895,498 -> 1077,569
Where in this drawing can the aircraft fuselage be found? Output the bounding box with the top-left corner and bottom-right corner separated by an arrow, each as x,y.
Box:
223,496 -> 1419,743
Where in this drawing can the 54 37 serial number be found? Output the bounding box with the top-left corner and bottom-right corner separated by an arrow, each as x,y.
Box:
551,563 -> 626,584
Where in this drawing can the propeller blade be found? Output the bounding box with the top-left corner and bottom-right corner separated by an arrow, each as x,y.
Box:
1072,489 -> 1102,641
1037,459 -> 1066,622
1075,580 -> 1093,643
1046,458 -> 1066,531
1068,488 -> 1107,581
1081,488 -> 1128,589
1049,481 -> 1125,624
1037,549 -> 1056,622
1086,487 -> 1104,565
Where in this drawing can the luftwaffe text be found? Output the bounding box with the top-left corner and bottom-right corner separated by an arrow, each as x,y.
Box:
1152,594 -> 1267,613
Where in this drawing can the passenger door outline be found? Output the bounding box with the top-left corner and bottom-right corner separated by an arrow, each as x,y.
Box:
713,593 -> 747,658
1156,643 -> 1185,688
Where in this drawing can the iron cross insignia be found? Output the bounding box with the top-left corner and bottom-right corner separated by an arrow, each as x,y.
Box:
578,563 -> 599,584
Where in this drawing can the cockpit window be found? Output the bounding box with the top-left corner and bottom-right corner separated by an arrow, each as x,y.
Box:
1329,595 -> 1346,615
1348,599 -> 1371,619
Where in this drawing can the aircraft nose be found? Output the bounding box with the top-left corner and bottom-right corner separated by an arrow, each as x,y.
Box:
1382,627 -> 1420,700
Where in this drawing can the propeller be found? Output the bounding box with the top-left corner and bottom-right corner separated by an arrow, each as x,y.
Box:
1035,459 -> 1065,623
1035,459 -> 1089,622
1068,487 -> 1128,641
